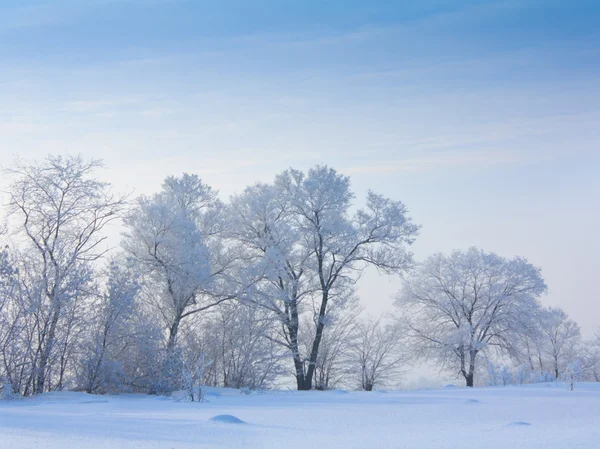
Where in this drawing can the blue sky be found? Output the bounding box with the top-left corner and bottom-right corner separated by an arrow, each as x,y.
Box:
1,0 -> 599,336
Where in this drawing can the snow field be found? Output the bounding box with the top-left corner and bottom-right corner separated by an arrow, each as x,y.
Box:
1,383 -> 599,449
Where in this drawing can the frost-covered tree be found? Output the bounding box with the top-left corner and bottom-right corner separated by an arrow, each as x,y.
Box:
565,359 -> 584,391
397,248 -> 547,387
511,306 -> 583,381
5,155 -> 126,394
210,301 -> 284,389
485,362 -> 515,386
123,174 -> 234,353
0,253 -> 40,396
511,320 -> 547,374
582,331 -> 600,381
349,317 -> 405,391
230,182 -> 314,390
0,246 -> 21,395
79,259 -> 140,394
308,308 -> 361,390
181,350 -> 211,402
539,307 -> 581,380
232,167 -> 418,390
123,174 -> 239,393
276,166 -> 418,390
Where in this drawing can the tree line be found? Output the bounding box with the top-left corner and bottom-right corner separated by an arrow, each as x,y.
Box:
0,155 -> 598,398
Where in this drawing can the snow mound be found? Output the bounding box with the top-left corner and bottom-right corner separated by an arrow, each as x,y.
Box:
208,414 -> 246,424
506,421 -> 531,427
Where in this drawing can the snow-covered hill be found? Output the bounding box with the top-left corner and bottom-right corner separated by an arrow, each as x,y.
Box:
1,383 -> 599,449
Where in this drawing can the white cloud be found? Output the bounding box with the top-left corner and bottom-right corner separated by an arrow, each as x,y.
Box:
141,107 -> 174,118
342,151 -> 520,175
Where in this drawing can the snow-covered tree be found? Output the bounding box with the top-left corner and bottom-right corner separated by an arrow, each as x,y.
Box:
564,359 -> 584,391
511,306 -> 583,381
5,155 -> 126,394
0,246 -> 21,396
349,317 -> 405,391
511,321 -> 547,374
276,166 -> 418,390
181,351 -> 211,402
485,362 -> 515,386
123,174 -> 239,393
582,331 -> 600,381
79,259 -> 140,394
210,301 -> 284,389
308,308 -> 361,390
123,174 -> 236,351
232,167 -> 419,390
230,182 -> 314,390
397,247 -> 547,387
539,307 -> 581,380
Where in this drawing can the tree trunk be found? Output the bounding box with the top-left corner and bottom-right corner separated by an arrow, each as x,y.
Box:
292,353 -> 308,390
296,374 -> 311,391
285,296 -> 310,390
35,306 -> 61,394
304,290 -> 329,389
167,309 -> 184,352
291,339 -> 310,390
465,373 -> 474,387
464,350 -> 477,388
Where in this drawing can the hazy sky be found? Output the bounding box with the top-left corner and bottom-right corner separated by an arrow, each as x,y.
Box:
1,0 -> 599,338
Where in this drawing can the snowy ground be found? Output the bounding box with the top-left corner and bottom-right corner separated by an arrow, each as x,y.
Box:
1,383 -> 599,449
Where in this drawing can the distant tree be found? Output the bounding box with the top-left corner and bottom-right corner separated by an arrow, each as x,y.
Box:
181,351 -> 211,402
308,308 -> 361,390
511,319 -> 548,375
539,307 -> 581,380
564,359 -> 584,391
511,307 -> 583,381
209,301 -> 284,390
349,317 -> 405,391
485,362 -> 515,386
582,331 -> 600,381
397,247 -> 547,387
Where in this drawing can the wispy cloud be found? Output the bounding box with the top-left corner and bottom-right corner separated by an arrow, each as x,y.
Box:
141,107 -> 174,118
342,151 -> 520,175
65,97 -> 140,113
